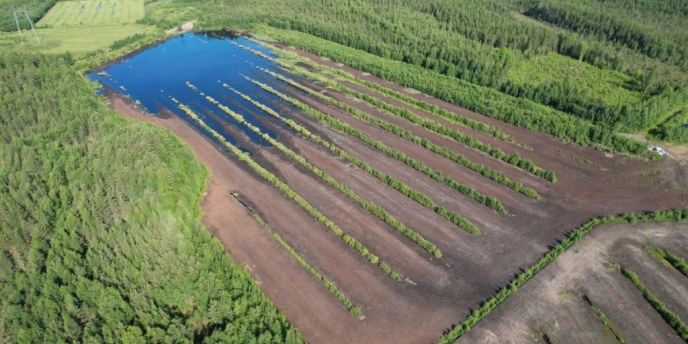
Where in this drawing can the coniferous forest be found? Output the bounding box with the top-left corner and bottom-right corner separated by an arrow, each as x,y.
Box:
1,0 -> 687,343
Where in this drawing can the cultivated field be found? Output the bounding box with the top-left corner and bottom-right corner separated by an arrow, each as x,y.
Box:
37,0 -> 145,27
102,34 -> 688,343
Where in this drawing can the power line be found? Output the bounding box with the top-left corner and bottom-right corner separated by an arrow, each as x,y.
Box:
11,8 -> 25,43
21,9 -> 40,46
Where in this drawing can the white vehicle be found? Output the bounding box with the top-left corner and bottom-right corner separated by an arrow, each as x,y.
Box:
649,146 -> 668,156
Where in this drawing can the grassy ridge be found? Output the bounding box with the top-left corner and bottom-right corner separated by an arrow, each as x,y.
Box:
261,66 -> 553,185
262,65 -> 546,195
223,83 -> 480,234
231,192 -> 363,318
647,246 -> 688,278
170,97 -> 403,280
436,209 -> 688,343
618,266 -> 688,341
245,75 -> 508,214
191,85 -> 443,258
581,294 -> 625,344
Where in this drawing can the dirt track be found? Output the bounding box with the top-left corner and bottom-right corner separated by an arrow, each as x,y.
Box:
109,40 -> 688,343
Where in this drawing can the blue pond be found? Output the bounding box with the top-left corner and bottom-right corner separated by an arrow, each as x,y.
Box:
89,32 -> 297,148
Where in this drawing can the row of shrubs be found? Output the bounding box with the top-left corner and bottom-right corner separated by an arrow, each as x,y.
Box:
245,75 -> 508,215
239,38 -> 520,148
233,192 -> 364,317
224,83 -> 480,235
436,208 -> 688,343
268,66 -> 542,199
580,294 -> 624,343
647,246 -> 688,278
196,88 -> 443,258
318,64 -> 521,146
262,28 -> 647,155
618,266 -> 688,341
170,97 -> 402,280
263,66 -> 555,183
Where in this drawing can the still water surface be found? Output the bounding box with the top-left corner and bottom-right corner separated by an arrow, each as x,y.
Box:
89,32 -> 297,148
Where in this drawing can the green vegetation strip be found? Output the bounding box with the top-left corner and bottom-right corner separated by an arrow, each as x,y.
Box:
262,64 -> 550,185
237,40 -> 521,148
436,209 -> 688,343
245,75 -> 507,214
581,294 -> 625,343
195,85 -> 441,258
231,192 -> 364,318
223,83 -> 479,234
189,83 -> 442,258
617,265 -> 688,341
169,97 -> 402,280
262,66 -> 543,197
647,246 -> 688,279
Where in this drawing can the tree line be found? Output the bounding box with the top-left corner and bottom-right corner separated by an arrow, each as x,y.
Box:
524,1 -> 688,67
174,0 -> 687,140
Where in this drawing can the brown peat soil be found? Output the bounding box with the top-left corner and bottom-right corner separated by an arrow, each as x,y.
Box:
108,41 -> 688,343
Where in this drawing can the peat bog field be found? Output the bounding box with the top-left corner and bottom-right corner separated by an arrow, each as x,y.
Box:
93,32 -> 688,343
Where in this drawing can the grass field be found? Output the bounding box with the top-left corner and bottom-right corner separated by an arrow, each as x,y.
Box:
0,24 -> 155,54
0,0 -> 156,56
37,0 -> 144,27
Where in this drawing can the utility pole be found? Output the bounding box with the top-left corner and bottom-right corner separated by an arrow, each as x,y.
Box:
11,9 -> 25,42
21,9 -> 40,46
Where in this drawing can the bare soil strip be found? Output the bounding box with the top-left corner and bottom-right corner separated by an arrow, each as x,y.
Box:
109,94 -> 458,343
270,65 -> 550,184
269,69 -> 544,203
223,83 -> 478,233
258,76 -> 509,213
